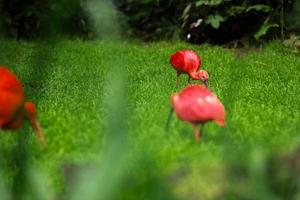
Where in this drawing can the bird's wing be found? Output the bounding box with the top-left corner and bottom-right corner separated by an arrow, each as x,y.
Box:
172,85 -> 225,125
195,95 -> 226,125
0,91 -> 24,127
173,93 -> 202,122
181,86 -> 225,124
183,51 -> 201,72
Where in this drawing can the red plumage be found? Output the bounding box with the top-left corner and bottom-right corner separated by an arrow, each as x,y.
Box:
170,50 -> 209,86
171,84 -> 225,140
170,50 -> 201,73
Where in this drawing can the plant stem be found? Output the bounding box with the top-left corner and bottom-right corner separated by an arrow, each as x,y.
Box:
281,0 -> 284,39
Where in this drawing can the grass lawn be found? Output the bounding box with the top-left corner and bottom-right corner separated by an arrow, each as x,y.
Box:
0,39 -> 300,199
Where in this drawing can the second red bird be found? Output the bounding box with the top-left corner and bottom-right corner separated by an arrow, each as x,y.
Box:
170,50 -> 209,87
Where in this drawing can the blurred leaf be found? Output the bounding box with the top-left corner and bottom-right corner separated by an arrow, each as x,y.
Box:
28,166 -> 55,200
205,14 -> 225,29
246,4 -> 272,13
84,0 -> 120,39
254,18 -> 279,40
0,168 -> 10,200
181,3 -> 192,20
69,44 -> 127,200
196,0 -> 224,7
227,6 -> 246,16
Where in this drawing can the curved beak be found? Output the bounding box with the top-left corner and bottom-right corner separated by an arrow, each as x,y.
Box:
204,80 -> 209,87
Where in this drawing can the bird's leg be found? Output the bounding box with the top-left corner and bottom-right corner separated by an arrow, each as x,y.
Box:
176,72 -> 180,87
192,124 -> 201,141
165,107 -> 174,131
29,118 -> 46,146
200,124 -> 204,138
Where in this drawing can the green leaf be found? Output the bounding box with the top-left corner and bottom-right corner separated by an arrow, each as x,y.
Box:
227,6 -> 247,16
195,0 -> 205,7
196,0 -> 223,7
205,14 -> 224,29
182,3 -> 192,20
254,19 -> 279,40
246,4 -> 272,13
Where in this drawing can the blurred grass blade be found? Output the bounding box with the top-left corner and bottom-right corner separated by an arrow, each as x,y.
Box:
70,70 -> 127,200
0,166 -> 11,200
69,51 -> 128,200
84,0 -> 120,39
28,166 -> 55,200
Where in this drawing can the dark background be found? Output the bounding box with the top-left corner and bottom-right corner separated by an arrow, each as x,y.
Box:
0,0 -> 299,44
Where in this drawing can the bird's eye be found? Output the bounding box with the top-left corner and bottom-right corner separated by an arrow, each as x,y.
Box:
202,75 -> 206,79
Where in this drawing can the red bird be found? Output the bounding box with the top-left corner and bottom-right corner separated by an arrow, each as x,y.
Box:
167,84 -> 225,140
0,66 -> 45,144
170,50 -> 209,87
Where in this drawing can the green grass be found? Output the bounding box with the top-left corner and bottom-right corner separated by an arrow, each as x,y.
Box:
0,39 -> 300,199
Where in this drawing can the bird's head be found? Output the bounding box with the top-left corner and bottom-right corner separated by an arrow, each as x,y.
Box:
198,70 -> 209,87
24,101 -> 45,145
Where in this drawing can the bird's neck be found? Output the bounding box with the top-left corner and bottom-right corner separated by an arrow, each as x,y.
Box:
189,71 -> 202,80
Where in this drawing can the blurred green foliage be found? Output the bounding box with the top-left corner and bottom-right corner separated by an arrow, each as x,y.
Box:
0,0 -> 298,43
0,0 -> 49,39
0,0 -> 94,39
114,0 -> 297,44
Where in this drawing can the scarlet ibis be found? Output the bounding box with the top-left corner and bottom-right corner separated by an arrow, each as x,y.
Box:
0,66 -> 45,144
166,84 -> 225,141
170,50 -> 209,87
